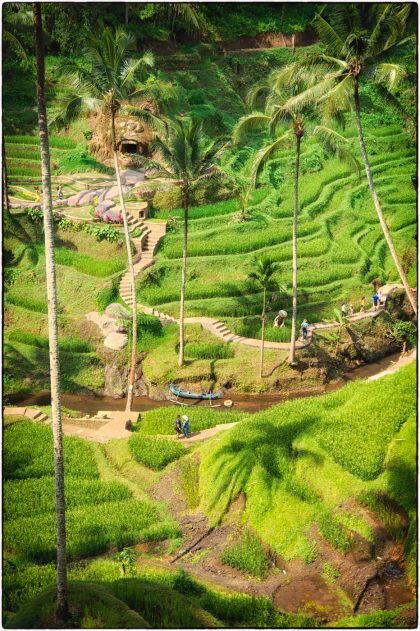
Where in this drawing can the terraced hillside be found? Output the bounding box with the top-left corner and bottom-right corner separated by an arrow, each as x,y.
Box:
137,122 -> 416,342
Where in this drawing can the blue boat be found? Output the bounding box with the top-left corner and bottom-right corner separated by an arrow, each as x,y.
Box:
169,383 -> 221,401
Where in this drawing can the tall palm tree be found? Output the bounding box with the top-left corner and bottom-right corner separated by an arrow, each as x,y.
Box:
32,3 -> 67,621
248,255 -> 278,378
55,27 -> 161,411
282,3 -> 417,315
233,76 -> 358,365
139,117 -> 223,366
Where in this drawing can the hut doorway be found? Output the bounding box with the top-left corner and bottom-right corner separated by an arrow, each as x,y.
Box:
120,140 -> 138,154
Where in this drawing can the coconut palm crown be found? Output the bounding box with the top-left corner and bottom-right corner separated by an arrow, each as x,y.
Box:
234,68 -> 358,364
280,3 -> 417,314
138,116 -> 225,366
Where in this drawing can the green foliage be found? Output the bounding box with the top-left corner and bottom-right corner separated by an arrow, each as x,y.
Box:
138,407 -> 245,436
185,342 -> 234,359
322,562 -> 340,585
38,244 -> 126,277
199,364 -> 416,561
221,529 -> 269,578
9,582 -> 149,629
5,293 -> 48,313
4,421 -> 98,481
96,277 -> 121,312
178,457 -> 200,509
317,512 -> 351,552
8,329 -> 92,353
392,320 -> 417,347
129,435 -> 187,470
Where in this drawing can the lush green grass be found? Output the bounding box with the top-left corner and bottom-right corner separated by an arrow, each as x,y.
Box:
129,435 -> 188,470
3,420 -> 181,617
199,364 -> 416,562
185,341 -> 235,360
220,529 -> 269,578
178,456 -> 201,509
138,406 -> 245,436
8,582 -> 150,629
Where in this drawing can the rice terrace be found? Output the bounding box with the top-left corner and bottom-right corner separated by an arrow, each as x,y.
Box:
2,2 -> 417,628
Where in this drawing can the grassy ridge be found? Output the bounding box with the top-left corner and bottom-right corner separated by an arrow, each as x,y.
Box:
199,364 -> 416,563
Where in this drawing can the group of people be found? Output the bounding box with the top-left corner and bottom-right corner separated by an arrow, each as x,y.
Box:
340,290 -> 383,317
300,290 -> 385,340
174,415 -> 190,439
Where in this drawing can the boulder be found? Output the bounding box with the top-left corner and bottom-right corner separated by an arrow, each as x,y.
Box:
105,303 -> 131,320
120,169 -> 145,185
103,185 -> 130,201
104,363 -> 128,397
104,332 -> 128,350
96,200 -> 114,213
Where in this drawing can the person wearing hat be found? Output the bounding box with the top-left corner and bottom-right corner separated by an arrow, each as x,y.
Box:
182,415 -> 190,439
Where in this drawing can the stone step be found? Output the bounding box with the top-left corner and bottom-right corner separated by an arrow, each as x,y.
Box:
25,408 -> 45,420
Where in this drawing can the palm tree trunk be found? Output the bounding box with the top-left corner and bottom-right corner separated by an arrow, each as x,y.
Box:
288,135 -> 301,364
2,133 -> 10,214
33,3 -> 67,622
354,79 -> 417,315
179,186 -> 189,367
111,111 -> 137,412
260,287 -> 266,378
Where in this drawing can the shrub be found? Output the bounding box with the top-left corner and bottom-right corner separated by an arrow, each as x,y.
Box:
129,435 -> 187,470
185,342 -> 234,359
220,529 -> 269,578
96,277 -> 121,312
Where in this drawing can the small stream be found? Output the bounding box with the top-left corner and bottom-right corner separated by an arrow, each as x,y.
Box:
9,352 -> 402,415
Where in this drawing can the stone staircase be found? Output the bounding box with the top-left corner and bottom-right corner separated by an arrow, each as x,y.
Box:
4,406 -> 50,423
119,221 -> 168,309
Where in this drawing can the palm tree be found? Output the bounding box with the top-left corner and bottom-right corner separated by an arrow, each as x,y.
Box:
32,2 -> 67,621
282,3 -> 417,315
248,255 -> 278,378
55,27 -> 162,411
139,117 -> 223,366
233,76 -> 358,365
220,155 -> 253,222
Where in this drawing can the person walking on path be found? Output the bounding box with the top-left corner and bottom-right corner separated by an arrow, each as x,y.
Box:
182,415 -> 190,439
378,289 -> 383,305
57,185 -> 63,201
174,415 -> 182,439
301,319 -> 309,340
373,292 -> 379,311
360,296 -> 365,313
341,302 -> 347,317
349,303 -> 354,316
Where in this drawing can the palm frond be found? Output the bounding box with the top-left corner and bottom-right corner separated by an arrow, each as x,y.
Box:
312,125 -> 360,176
282,73 -> 340,114
121,106 -> 166,134
232,113 -> 270,144
374,62 -> 407,91
250,132 -> 291,187
318,74 -> 353,118
246,82 -> 270,109
312,13 -> 345,57
3,30 -> 27,65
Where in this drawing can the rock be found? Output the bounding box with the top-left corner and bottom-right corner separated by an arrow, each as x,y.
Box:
104,363 -> 128,397
103,185 -> 130,201
96,199 -> 114,212
86,311 -> 103,327
76,189 -> 100,206
120,169 -> 145,185
105,303 -> 131,320
104,332 -> 128,350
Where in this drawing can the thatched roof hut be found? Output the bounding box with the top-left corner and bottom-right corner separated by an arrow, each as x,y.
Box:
89,104 -> 155,167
